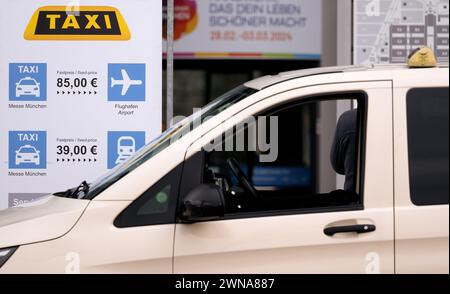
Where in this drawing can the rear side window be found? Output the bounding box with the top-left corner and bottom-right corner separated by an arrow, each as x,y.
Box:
407,88 -> 449,206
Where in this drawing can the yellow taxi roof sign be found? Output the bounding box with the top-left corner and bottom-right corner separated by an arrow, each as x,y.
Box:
407,46 -> 437,68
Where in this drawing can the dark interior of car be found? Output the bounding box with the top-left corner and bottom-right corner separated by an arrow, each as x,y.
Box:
202,100 -> 361,215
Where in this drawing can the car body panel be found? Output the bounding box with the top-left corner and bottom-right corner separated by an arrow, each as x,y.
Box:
174,81 -> 395,273
1,201 -> 174,274
392,68 -> 449,273
0,196 -> 89,249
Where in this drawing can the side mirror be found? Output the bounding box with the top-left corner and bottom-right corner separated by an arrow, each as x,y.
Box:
180,184 -> 225,223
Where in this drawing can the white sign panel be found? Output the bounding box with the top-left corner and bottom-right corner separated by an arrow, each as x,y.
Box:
0,0 -> 162,209
354,0 -> 449,64
164,0 -> 322,59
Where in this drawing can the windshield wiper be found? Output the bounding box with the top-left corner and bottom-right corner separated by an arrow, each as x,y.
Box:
54,181 -> 90,199
74,181 -> 90,198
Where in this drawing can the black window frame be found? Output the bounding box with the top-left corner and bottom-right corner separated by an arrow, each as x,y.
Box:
406,87 -> 449,206
177,91 -> 368,221
114,163 -> 183,228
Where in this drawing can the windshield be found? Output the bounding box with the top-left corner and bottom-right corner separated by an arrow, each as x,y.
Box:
19,79 -> 37,85
83,85 -> 258,199
19,147 -> 37,153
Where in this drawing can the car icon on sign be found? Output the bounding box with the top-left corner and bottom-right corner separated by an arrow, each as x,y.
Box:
15,145 -> 40,165
15,77 -> 40,98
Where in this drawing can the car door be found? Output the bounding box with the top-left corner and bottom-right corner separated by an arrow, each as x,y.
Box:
173,81 -> 395,273
392,68 -> 449,273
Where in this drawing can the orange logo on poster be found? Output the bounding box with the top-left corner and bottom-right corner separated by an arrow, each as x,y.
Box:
163,0 -> 198,41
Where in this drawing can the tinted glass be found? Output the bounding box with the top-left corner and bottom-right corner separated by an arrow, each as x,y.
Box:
407,88 -> 449,206
114,165 -> 182,227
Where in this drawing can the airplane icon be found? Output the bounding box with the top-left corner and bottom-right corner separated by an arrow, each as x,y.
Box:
110,69 -> 143,96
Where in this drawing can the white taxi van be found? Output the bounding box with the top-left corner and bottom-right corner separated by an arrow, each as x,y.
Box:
0,51 -> 448,274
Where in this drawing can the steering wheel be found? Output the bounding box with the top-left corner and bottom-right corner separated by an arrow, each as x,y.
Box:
226,156 -> 261,201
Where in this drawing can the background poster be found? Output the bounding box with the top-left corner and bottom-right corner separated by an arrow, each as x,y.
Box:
164,0 -> 322,59
0,0 -> 162,209
354,0 -> 449,64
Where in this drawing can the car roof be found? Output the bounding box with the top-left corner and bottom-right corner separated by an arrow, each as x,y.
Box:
244,64 -> 449,90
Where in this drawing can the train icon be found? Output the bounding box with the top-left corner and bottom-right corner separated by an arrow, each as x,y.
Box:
115,136 -> 136,165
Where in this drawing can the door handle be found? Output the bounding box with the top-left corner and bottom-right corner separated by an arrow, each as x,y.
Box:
324,224 -> 376,236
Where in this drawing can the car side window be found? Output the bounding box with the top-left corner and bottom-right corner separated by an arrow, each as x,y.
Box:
200,94 -> 366,216
406,87 -> 449,206
114,164 -> 182,227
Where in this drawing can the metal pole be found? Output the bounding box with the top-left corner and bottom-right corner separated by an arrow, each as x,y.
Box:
166,0 -> 174,128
